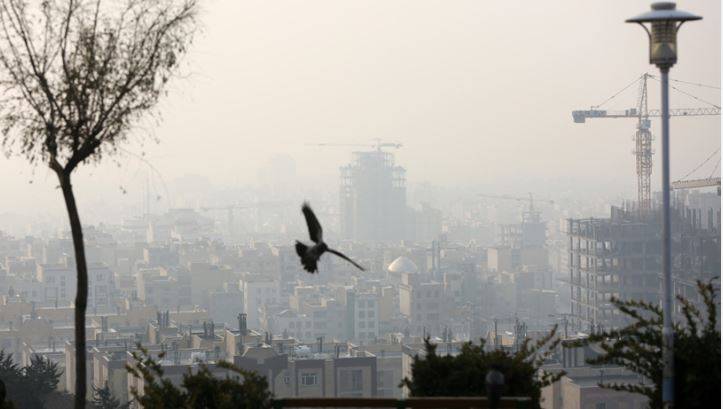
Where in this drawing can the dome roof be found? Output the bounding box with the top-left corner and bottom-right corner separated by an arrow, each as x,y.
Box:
387,256 -> 419,274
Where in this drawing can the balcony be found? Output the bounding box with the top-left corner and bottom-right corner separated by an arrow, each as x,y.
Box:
272,397 -> 532,408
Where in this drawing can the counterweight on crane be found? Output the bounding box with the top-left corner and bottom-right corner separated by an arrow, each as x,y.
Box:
572,73 -> 721,211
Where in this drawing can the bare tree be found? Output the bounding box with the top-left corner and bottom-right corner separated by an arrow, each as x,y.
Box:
0,1 -> 197,407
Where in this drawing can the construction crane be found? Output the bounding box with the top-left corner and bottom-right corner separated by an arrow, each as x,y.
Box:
477,193 -> 554,223
306,138 -> 402,152
572,73 -> 720,211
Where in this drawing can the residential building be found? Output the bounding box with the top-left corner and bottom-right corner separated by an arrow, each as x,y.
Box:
399,273 -> 445,337
241,274 -> 280,330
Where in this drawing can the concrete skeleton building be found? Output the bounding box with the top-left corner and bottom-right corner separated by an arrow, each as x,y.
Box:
340,149 -> 407,242
566,192 -> 720,330
337,144 -> 443,244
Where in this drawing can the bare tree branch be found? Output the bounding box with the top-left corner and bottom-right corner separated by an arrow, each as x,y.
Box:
0,2 -> 197,408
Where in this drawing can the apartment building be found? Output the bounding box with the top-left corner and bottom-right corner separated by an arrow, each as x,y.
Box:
399,273 -> 445,337
241,274 -> 280,329
234,345 -> 378,398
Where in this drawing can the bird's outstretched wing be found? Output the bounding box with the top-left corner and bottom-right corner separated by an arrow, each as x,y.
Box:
327,249 -> 365,271
302,202 -> 323,243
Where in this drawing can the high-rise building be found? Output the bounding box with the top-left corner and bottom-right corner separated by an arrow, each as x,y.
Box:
340,150 -> 407,242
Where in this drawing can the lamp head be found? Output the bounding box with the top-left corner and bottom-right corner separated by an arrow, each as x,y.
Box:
626,2 -> 702,70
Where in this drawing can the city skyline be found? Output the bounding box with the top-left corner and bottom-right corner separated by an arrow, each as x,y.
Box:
0,1 -> 719,224
0,2 -> 719,408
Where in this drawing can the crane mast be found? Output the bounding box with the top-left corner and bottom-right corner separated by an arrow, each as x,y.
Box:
635,73 -> 653,211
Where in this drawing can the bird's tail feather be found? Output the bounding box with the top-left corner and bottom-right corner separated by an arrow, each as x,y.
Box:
327,248 -> 365,271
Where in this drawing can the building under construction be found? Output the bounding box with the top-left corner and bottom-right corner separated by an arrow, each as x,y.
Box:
566,191 -> 720,330
340,148 -> 407,242
569,73 -> 720,331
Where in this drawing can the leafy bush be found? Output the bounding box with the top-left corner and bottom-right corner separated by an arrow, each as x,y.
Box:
400,327 -> 563,408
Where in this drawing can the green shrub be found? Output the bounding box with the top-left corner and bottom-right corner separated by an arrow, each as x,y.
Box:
401,327 -> 563,408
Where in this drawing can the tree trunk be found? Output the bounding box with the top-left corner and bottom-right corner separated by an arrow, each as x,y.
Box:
57,171 -> 88,409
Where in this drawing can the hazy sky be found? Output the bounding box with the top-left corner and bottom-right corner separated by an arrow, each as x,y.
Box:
0,0 -> 720,225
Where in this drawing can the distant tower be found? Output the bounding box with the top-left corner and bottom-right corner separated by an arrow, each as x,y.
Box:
340,149 -> 407,242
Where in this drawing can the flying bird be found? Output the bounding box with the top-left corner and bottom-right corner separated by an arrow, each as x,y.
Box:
296,202 -> 365,273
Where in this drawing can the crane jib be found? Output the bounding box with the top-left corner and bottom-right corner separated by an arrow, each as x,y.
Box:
572,107 -> 720,123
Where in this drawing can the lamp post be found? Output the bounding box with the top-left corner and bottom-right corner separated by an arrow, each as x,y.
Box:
626,3 -> 701,408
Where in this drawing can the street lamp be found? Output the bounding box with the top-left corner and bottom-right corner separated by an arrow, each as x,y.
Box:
626,3 -> 702,409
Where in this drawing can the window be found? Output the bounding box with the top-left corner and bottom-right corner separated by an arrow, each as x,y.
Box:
301,373 -> 317,386
340,369 -> 363,391
367,300 -> 374,308
351,370 -> 363,390
595,403 -> 606,409
283,375 -> 290,385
